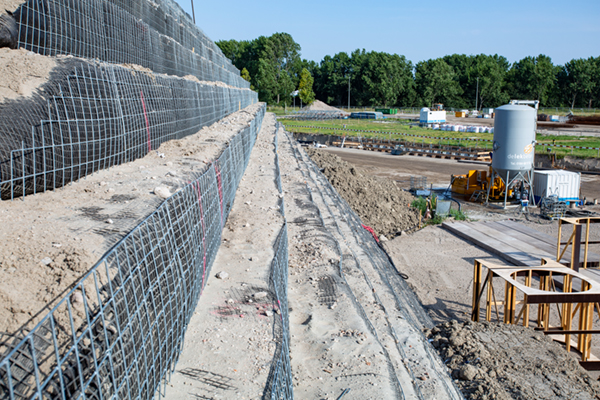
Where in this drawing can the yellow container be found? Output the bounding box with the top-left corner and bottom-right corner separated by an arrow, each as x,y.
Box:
455,112 -> 466,118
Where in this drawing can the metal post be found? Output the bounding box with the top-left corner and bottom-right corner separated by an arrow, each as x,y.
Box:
475,77 -> 479,111
348,75 -> 351,110
190,0 -> 196,24
503,171 -> 510,209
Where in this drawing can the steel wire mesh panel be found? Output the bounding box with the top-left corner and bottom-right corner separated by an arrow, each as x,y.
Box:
14,0 -> 249,88
262,124 -> 293,399
0,59 -> 257,199
264,224 -> 293,400
0,106 -> 266,400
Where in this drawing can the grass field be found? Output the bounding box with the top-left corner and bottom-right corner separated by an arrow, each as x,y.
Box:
279,118 -> 600,158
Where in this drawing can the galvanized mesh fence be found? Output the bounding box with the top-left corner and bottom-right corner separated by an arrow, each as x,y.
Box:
13,0 -> 248,88
0,106 -> 265,400
262,123 -> 293,400
0,58 -> 257,199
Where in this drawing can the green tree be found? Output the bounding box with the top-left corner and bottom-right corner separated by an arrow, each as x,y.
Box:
507,55 -> 556,105
240,67 -> 251,82
562,58 -> 596,108
314,52 -> 352,106
443,54 -> 476,108
216,33 -> 302,104
472,54 -> 510,109
443,54 -> 510,108
256,57 -> 278,104
298,68 -> 315,104
415,58 -> 463,107
359,52 -> 414,106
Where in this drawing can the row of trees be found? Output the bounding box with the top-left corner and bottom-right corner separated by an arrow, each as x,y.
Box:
217,33 -> 600,109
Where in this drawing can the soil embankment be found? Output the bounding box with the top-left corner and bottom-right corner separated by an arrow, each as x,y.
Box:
426,320 -> 600,400
306,147 -> 421,238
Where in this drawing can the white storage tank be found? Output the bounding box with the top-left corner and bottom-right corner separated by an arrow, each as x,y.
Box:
492,104 -> 536,181
533,170 -> 581,204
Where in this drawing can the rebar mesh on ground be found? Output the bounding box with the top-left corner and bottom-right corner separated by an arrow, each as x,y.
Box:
263,123 -> 293,399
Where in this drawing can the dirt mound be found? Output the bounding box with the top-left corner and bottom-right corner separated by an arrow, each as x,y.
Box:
0,48 -> 56,102
304,99 -> 344,113
306,148 -> 420,238
425,320 -> 600,400
0,0 -> 23,13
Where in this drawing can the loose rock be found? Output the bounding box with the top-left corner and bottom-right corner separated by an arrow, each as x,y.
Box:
216,271 -> 229,279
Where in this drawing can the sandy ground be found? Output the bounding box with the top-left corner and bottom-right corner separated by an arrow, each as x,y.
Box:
426,320 -> 600,400
0,0 -> 22,13
0,103 -> 264,340
163,113 -> 283,399
311,141 -> 600,398
2,103 -> 600,399
165,117 -> 464,399
0,48 -> 56,102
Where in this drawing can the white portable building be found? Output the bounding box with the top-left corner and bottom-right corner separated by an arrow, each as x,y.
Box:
533,170 -> 581,204
420,108 -> 446,124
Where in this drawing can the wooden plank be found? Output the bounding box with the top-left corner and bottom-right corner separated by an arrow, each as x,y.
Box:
443,221 -> 541,266
488,221 -> 570,263
467,222 -> 552,264
495,220 -> 599,267
495,220 -> 556,244
579,269 -> 600,285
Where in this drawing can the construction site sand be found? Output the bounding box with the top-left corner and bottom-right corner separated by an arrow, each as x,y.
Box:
426,320 -> 600,400
0,0 -> 21,13
304,99 -> 345,113
165,118 -> 464,399
0,102 -> 264,339
0,48 -> 56,102
163,113 -> 284,399
306,149 -> 600,398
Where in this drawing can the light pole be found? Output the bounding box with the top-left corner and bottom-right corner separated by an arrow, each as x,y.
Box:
348,75 -> 351,110
475,77 -> 479,111
291,90 -> 299,111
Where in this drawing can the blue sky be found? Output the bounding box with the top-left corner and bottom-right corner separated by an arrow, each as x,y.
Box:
177,0 -> 599,66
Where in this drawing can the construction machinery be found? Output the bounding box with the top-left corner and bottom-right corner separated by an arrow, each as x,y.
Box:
451,166 -> 513,203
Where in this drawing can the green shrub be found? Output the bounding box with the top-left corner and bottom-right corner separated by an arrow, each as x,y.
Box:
449,208 -> 468,221
411,197 -> 427,215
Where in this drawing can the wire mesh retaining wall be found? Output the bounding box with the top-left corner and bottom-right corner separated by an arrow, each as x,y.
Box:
0,58 -> 257,199
262,122 -> 293,399
0,105 -> 265,400
14,0 -> 249,88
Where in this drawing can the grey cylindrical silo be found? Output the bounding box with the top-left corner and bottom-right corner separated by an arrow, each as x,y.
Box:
492,104 -> 536,181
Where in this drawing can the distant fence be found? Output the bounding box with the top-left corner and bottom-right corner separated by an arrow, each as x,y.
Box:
285,125 -> 600,157
0,106 -> 265,399
14,0 -> 248,88
0,59 -> 257,199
